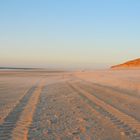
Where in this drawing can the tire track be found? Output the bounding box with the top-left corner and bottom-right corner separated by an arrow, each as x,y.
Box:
68,81 -> 140,140
12,79 -> 46,140
75,80 -> 140,122
0,80 -> 45,140
76,77 -> 140,99
0,86 -> 35,125
66,83 -> 129,140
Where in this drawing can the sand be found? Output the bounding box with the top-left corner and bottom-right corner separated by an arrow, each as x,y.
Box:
0,70 -> 140,140
111,58 -> 140,69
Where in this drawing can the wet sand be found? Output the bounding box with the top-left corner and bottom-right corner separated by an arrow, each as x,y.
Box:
0,70 -> 140,140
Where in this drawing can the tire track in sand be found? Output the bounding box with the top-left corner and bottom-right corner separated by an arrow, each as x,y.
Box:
0,82 -> 37,125
68,81 -> 140,140
0,79 -> 45,140
0,83 -> 38,140
12,79 -> 46,140
75,80 -> 140,122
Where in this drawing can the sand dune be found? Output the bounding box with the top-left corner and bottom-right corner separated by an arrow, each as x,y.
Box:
111,58 -> 140,69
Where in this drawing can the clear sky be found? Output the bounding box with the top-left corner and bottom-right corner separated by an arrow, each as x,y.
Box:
0,0 -> 140,69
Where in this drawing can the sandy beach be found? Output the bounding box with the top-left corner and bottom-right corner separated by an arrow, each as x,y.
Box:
0,70 -> 140,140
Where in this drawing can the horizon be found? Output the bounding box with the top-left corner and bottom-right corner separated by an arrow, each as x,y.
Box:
0,0 -> 140,69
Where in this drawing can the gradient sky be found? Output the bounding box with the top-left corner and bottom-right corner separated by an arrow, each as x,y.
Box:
0,0 -> 140,69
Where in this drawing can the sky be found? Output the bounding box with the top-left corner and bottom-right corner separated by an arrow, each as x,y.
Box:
0,0 -> 140,69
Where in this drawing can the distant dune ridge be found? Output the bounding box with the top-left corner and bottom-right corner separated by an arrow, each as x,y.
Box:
111,58 -> 140,69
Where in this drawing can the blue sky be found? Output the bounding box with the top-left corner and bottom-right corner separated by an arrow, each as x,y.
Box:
0,0 -> 140,69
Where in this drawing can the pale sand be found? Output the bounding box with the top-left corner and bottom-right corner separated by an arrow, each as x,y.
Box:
0,70 -> 140,140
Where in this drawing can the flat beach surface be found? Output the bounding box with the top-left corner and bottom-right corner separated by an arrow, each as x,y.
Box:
0,70 -> 140,140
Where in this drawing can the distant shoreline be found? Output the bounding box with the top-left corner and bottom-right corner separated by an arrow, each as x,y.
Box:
0,67 -> 67,73
0,67 -> 39,70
